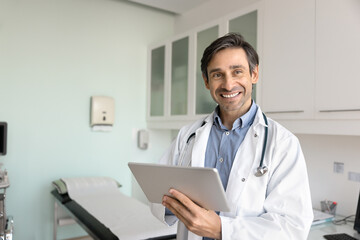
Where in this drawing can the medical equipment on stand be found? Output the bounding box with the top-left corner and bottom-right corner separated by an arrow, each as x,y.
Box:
0,122 -> 13,240
0,164 -> 12,240
178,113 -> 269,177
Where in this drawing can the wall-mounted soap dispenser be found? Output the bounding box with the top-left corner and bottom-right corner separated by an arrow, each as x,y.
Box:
137,129 -> 149,150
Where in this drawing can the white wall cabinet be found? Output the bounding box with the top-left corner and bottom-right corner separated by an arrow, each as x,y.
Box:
147,0 -> 360,134
261,0 -> 360,135
261,0 -> 315,119
315,0 -> 360,119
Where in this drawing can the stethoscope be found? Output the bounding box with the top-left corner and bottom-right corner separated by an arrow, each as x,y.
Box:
178,112 -> 269,177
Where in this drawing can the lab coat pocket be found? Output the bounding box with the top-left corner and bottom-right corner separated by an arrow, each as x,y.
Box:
236,172 -> 268,216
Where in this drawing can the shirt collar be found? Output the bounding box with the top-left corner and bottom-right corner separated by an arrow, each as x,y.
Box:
213,101 -> 258,131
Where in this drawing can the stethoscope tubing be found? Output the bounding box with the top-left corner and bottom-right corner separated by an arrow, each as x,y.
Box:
259,112 -> 268,169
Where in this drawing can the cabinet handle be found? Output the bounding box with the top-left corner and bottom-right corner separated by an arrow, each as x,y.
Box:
319,109 -> 360,113
265,110 -> 304,114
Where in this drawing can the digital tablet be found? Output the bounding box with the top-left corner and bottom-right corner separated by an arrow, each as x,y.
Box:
128,162 -> 230,212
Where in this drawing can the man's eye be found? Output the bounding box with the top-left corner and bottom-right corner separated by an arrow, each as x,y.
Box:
212,73 -> 222,78
234,70 -> 242,75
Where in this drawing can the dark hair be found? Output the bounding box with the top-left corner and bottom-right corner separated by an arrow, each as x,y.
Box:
201,33 -> 259,80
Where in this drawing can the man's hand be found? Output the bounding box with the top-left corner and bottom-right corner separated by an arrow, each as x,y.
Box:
162,189 -> 222,239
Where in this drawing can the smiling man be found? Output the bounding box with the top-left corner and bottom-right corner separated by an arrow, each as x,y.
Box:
151,33 -> 313,240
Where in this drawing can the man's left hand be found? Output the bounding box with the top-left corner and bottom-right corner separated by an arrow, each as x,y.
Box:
162,189 -> 222,239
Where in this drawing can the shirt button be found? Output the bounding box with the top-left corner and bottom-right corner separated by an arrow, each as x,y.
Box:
241,178 -> 246,182
219,158 -> 224,163
225,132 -> 230,136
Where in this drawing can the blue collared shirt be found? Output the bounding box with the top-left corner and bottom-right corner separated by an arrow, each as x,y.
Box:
204,101 -> 258,191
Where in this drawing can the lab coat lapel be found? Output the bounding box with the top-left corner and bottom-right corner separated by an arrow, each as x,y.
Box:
186,115 -> 213,240
224,109 -> 266,214
190,114 -> 213,167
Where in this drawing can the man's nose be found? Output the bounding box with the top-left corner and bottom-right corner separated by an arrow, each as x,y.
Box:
222,72 -> 235,90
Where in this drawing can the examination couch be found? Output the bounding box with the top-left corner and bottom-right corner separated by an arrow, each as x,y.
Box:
52,177 -> 177,240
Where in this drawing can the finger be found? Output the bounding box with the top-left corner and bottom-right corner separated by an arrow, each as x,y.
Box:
163,194 -> 221,238
162,195 -> 182,212
162,195 -> 192,226
169,189 -> 199,212
163,194 -> 192,218
165,189 -> 207,228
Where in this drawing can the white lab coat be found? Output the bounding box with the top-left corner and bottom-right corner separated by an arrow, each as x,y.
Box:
151,107 -> 313,240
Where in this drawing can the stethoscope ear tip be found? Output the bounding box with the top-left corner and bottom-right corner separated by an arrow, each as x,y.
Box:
255,166 -> 268,177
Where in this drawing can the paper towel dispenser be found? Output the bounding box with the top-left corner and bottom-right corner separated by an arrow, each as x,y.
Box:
90,96 -> 115,127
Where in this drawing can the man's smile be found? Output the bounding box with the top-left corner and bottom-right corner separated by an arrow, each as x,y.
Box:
221,92 -> 241,98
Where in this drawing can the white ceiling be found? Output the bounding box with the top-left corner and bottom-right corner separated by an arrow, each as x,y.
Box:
127,0 -> 210,14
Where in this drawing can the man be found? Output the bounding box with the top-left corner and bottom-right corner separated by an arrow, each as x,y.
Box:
151,33 -> 313,240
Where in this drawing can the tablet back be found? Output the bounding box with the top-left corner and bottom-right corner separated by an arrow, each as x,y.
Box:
128,162 -> 230,212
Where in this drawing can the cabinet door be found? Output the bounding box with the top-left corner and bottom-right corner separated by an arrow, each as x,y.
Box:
171,37 -> 189,116
150,46 -> 165,117
195,26 -> 219,115
315,0 -> 360,119
262,0 -> 315,119
229,10 -> 258,101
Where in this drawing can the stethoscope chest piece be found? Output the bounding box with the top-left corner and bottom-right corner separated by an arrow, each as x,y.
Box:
255,166 -> 268,177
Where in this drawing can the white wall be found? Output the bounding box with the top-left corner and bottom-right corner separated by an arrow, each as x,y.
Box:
0,0 -> 174,239
298,134 -> 360,216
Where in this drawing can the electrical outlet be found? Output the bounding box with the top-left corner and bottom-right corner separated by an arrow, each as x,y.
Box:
348,172 -> 360,182
333,162 -> 344,174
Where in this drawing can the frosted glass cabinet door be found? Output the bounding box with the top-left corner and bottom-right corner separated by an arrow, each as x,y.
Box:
196,26 -> 219,115
150,46 -> 165,117
229,11 -> 257,101
171,37 -> 189,115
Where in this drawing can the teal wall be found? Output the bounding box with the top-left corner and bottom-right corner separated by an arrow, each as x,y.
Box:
0,0 -> 174,239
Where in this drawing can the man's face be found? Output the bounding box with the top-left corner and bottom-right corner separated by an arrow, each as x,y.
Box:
203,47 -> 258,117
